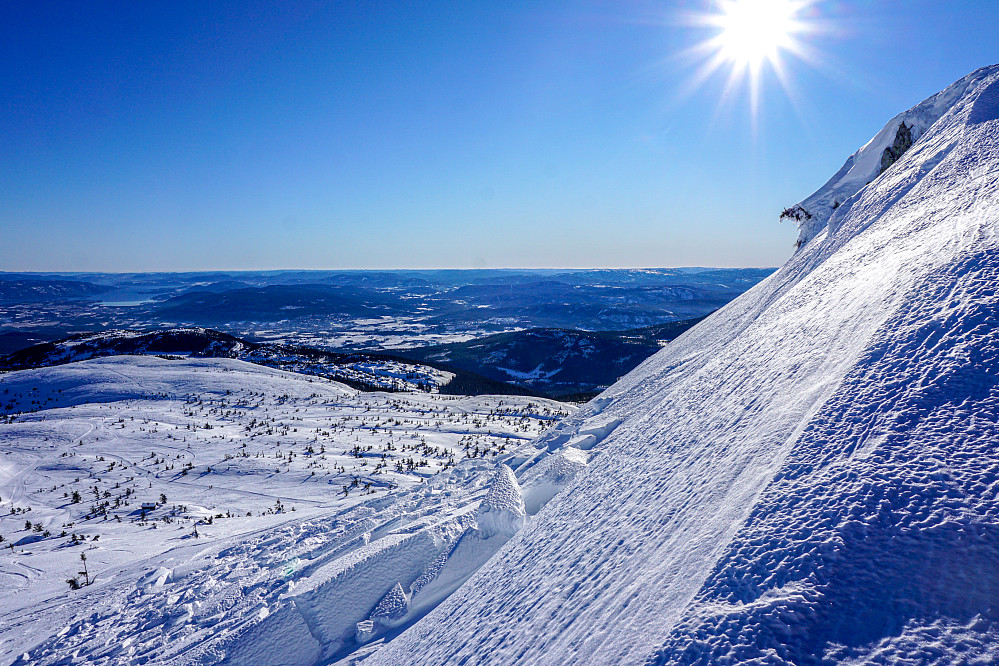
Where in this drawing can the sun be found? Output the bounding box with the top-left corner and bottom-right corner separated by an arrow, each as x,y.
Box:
713,0 -> 802,69
680,0 -> 817,117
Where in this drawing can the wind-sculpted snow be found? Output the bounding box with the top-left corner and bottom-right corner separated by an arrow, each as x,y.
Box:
371,582 -> 409,622
646,243 -> 999,664
474,465 -> 526,538
1,446 -> 552,665
366,64 -> 999,664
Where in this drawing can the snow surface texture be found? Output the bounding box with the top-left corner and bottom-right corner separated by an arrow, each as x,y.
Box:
367,64 -> 999,664
0,356 -> 572,664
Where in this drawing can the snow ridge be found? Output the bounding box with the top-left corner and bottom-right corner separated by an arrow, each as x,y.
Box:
791,64 -> 998,249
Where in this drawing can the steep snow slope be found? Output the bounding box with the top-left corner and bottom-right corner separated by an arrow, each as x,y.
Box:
369,64 -> 999,664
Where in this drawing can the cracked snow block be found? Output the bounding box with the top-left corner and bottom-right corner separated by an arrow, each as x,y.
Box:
397,468 -> 531,622
371,582 -> 409,622
520,447 -> 589,515
223,604 -> 322,666
355,620 -> 376,644
288,529 -> 445,658
474,465 -> 526,539
408,529 -> 513,621
571,415 -> 623,450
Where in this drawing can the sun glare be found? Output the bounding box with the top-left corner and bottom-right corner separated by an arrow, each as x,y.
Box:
715,0 -> 800,68
681,0 -> 817,120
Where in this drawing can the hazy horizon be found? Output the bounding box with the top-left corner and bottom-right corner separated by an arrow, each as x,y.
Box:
0,264 -> 780,276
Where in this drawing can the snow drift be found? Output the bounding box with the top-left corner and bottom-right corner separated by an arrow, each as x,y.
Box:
369,64 -> 999,664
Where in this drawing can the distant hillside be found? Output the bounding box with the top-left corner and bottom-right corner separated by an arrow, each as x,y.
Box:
152,284 -> 403,323
0,328 -> 536,398
0,278 -> 111,303
0,331 -> 69,355
397,316 -> 705,398
0,319 -> 708,400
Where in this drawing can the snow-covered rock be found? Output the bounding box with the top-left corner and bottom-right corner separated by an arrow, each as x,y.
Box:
790,64 -> 997,249
368,63 -> 999,665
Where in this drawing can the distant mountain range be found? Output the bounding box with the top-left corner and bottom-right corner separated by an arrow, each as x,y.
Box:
139,269 -> 765,331
0,268 -> 764,392
0,268 -> 772,352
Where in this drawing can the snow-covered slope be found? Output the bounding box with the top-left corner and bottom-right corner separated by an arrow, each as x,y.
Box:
0,328 -> 460,394
369,64 -> 999,664
0,357 -> 573,665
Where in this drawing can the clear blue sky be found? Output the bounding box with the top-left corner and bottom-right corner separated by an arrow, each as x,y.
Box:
2,1 -> 997,272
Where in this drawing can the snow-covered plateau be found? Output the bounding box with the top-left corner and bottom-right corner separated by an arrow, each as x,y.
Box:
0,357 -> 570,664
3,63 -> 999,665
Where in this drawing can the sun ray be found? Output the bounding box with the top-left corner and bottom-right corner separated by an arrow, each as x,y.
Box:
676,0 -> 821,124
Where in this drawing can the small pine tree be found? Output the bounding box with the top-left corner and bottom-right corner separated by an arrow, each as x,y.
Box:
78,553 -> 91,586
